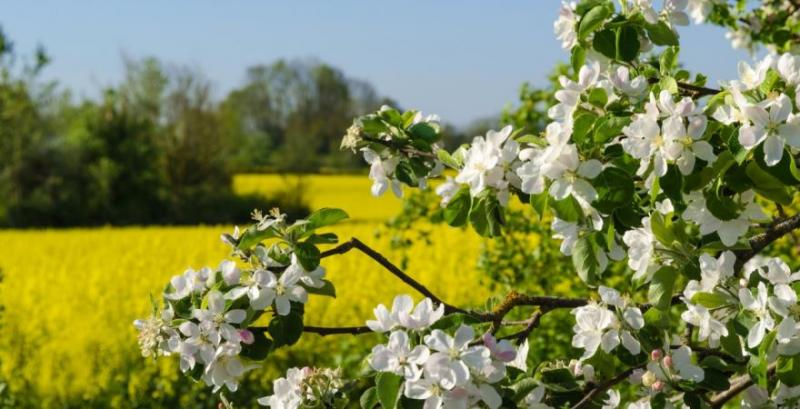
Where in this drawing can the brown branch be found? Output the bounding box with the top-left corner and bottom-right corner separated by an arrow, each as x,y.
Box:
303,325 -> 372,336
647,77 -> 721,97
321,237 -> 469,315
709,362 -> 777,408
499,309 -> 548,343
571,366 -> 643,409
736,213 -> 800,267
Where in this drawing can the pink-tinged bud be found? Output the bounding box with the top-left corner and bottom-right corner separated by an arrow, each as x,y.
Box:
239,329 -> 255,345
663,355 -> 673,368
650,349 -> 663,361
218,403 -> 225,409
651,380 -> 664,392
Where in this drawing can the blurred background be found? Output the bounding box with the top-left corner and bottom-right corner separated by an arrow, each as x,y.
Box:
0,1 -> 756,408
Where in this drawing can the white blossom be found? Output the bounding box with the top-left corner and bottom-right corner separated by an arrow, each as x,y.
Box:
424,325 -> 491,385
523,385 -> 553,409
662,115 -> 716,175
165,267 -> 210,300
608,66 -> 647,97
266,268 -> 308,316
738,93 -> 800,166
192,290 -> 247,344
683,250 -> 735,299
367,295 -> 444,332
622,216 -> 657,280
225,269 -> 277,310
778,53 -> 800,86
681,302 -> 728,347
682,190 -> 766,247
739,282 -> 776,348
370,330 -> 430,380
363,148 -> 402,198
571,303 -> 619,359
554,2 -> 578,50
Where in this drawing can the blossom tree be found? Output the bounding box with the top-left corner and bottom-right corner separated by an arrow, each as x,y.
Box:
137,1 -> 800,407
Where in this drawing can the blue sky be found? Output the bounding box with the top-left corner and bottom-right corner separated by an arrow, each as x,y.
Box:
4,1 -> 753,126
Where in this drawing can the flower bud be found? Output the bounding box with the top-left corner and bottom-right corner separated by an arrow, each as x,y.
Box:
650,349 -> 663,361
663,355 -> 673,368
239,329 -> 255,345
642,371 -> 657,387
651,380 -> 664,392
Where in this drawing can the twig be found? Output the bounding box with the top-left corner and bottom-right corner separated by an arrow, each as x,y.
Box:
647,77 -> 721,97
571,366 -> 642,409
499,309 -> 548,343
735,213 -> 800,268
709,362 -> 777,408
303,325 -> 372,336
321,238 -> 469,315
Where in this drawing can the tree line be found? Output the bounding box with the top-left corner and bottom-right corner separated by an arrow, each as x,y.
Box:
0,30 -> 404,227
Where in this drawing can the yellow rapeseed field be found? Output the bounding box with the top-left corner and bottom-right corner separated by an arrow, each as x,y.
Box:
0,174 -> 490,406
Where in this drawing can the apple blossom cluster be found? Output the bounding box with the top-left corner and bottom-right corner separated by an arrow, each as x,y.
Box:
135,208 -> 345,393
257,366 -> 345,408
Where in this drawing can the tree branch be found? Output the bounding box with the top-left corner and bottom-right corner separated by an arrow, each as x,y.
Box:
571,366 -> 642,409
647,78 -> 721,97
321,237 -> 469,315
709,362 -> 777,408
736,213 -> 800,266
303,325 -> 372,336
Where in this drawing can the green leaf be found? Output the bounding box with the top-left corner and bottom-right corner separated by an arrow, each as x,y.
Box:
306,208 -> 349,231
616,25 -> 640,62
268,307 -> 304,348
593,29 -> 617,60
571,45 -> 586,74
376,372 -> 403,409
444,187 -> 471,227
408,122 -> 438,143
649,212 -> 676,246
660,76 -> 678,95
699,368 -> 731,391
294,242 -> 321,271
237,225 -> 279,251
648,266 -> 677,310
469,192 -> 503,237
660,47 -> 679,75
578,5 -> 610,38
240,331 -> 272,360
587,88 -> 608,108
746,161 -> 793,205
593,116 -> 630,143
394,161 -> 418,186
720,321 -> 743,360
305,232 -> 339,245
660,165 -> 683,203
572,112 -> 598,144
572,235 -> 604,286
541,367 -> 580,392
360,387 -> 378,409
437,149 -> 460,169
304,279 -> 336,298
779,355 -> 800,386
530,192 -> 549,220
691,292 -> 731,309
593,167 -> 634,213
551,196 -> 583,222
361,117 -> 387,134
646,21 -> 679,46
704,189 -> 741,221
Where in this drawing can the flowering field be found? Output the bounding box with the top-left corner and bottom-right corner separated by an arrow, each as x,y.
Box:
0,174 -> 489,407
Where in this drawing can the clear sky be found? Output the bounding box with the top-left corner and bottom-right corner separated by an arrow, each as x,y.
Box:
4,1 -> 754,127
